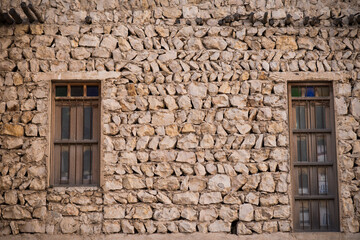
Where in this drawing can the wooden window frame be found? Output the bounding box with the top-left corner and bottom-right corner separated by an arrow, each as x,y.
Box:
51,82 -> 100,187
288,82 -> 339,232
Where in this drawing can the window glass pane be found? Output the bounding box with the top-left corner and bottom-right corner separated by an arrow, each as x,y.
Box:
296,106 -> 306,129
87,86 -> 99,96
83,146 -> 92,183
61,107 -> 70,139
305,87 -> 315,97
297,136 -> 308,162
315,87 -> 330,97
291,86 -> 301,97
71,86 -> 83,97
316,135 -> 327,162
83,107 -> 92,139
315,105 -> 326,129
56,86 -> 67,97
299,201 -> 310,227
321,87 -> 330,97
60,146 -> 69,183
318,168 -> 328,195
298,168 -> 309,195
319,201 -> 330,228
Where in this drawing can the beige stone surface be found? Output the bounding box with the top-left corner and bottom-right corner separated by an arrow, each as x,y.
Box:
0,0 -> 359,237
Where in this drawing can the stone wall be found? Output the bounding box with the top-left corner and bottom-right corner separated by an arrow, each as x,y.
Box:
0,0 -> 360,237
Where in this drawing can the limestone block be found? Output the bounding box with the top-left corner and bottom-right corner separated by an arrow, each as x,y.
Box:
199,208 -> 217,222
3,137 -> 23,149
133,205 -> 153,219
260,195 -> 279,206
152,112 -> 175,126
123,176 -> 146,189
154,177 -> 180,191
59,26 -> 79,36
189,177 -> 206,191
150,150 -> 177,162
350,98 -> 360,118
2,124 -> 24,137
62,204 -> 79,216
208,220 -> 231,232
242,174 -> 261,191
31,35 -> 53,48
181,208 -> 197,221
173,192 -> 199,205
153,162 -> 172,177
163,7 -> 182,19
199,192 -> 222,204
153,207 -> 180,221
33,206 -> 47,219
0,176 -> 12,190
103,180 -> 123,191
128,37 -> 144,51
276,36 -> 298,50
273,206 -> 290,219
203,37 -> 227,50
346,217 -> 360,233
239,204 -> 254,222
35,46 -> 55,59
237,222 -> 252,235
255,207 -> 273,221
29,178 -> 46,190
24,140 -> 45,162
103,221 -> 121,233
219,206 -> 238,222
30,24 -> 44,35
0,60 -> 16,71
79,35 -> 99,48
177,134 -> 198,150
183,6 -> 198,18
19,220 -> 45,233
229,150 -> 250,162
0,38 -> 13,49
100,35 -> 118,50
262,221 -> 278,233
176,151 -> 196,164
2,206 -> 31,219
103,99 -> 121,111
272,9 -> 286,19
259,173 -> 276,192
297,37 -> 315,50
104,205 -> 125,219
261,37 -> 275,49
208,174 -> 231,192
187,38 -> 203,50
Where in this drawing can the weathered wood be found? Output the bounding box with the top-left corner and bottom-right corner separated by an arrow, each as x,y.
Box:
29,3 -> 44,23
21,2 -> 36,23
9,8 -> 23,24
2,12 -> 14,24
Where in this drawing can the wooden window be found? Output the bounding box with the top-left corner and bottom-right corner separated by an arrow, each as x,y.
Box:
289,83 -> 339,231
51,82 -> 100,186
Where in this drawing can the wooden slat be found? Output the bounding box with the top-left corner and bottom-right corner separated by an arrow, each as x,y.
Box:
92,144 -> 99,185
54,140 -> 98,144
55,97 -> 99,101
294,162 -> 333,167
293,129 -> 332,133
291,97 -> 330,101
76,145 -> 82,185
53,145 -> 60,185
69,145 -> 76,185
295,195 -> 336,200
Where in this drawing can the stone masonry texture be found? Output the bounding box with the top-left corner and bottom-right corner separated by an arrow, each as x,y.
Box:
0,0 -> 360,238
